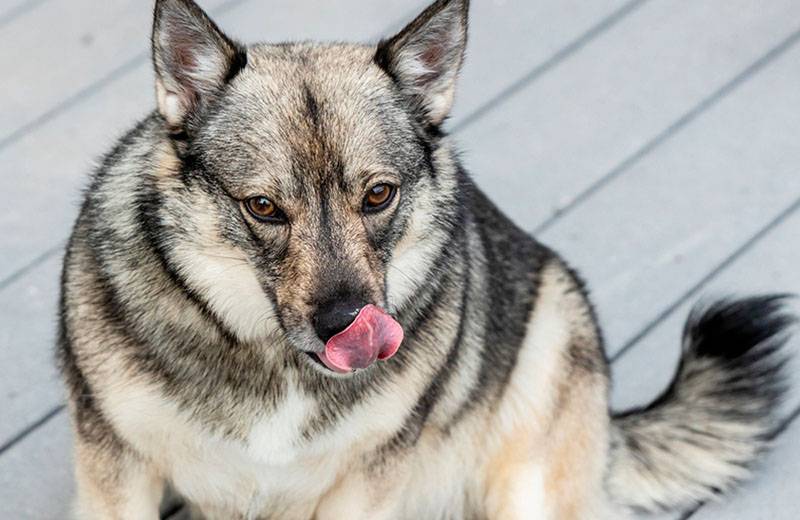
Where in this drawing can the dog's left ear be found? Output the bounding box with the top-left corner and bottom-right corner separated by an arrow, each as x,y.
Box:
152,0 -> 246,132
376,0 -> 469,126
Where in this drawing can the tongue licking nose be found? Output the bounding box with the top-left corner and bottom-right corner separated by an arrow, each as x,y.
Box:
317,305 -> 403,373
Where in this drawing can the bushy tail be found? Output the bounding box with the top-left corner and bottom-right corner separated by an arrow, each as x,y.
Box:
606,296 -> 795,513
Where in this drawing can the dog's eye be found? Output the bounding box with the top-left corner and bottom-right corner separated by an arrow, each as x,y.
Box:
363,184 -> 397,213
245,196 -> 285,223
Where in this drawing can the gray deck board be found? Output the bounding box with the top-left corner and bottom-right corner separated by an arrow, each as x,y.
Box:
537,32 -> 800,357
612,208 -> 800,417
1,0 -> 799,517
0,253 -> 63,445
0,413 -> 73,519
0,0 -> 48,30
451,0 -> 632,124
458,0 -> 800,229
0,0 -> 227,140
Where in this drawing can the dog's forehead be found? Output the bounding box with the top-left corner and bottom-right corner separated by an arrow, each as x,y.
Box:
201,43 -> 414,197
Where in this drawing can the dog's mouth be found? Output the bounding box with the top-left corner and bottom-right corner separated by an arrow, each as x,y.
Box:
302,305 -> 404,374
304,351 -> 333,370
303,347 -> 393,375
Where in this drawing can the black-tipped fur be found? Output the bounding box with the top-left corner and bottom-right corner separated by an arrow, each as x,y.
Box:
608,296 -> 796,513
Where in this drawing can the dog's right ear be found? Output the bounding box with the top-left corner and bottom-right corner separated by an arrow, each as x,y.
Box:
152,0 -> 246,132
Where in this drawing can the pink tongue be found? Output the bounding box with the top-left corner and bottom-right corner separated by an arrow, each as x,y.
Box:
317,305 -> 403,373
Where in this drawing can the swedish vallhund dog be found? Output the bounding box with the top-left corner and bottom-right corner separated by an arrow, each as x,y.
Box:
58,0 -> 795,518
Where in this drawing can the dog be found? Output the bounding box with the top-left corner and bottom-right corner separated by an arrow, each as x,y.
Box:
58,0 -> 795,518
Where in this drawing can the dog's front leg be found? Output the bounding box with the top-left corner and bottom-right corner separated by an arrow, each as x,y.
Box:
72,434 -> 163,520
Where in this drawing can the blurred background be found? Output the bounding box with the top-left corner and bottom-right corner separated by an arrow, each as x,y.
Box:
1,0 -> 799,518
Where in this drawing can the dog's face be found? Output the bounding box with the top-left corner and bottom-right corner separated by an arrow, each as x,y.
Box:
150,0 -> 468,371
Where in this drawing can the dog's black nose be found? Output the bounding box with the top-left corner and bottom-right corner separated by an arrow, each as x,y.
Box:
313,299 -> 363,343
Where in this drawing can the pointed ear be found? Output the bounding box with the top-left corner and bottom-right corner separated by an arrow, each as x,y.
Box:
375,0 -> 469,126
152,0 -> 246,131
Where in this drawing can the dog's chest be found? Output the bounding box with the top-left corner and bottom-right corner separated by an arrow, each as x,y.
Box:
168,440 -> 340,518
106,380 -> 348,515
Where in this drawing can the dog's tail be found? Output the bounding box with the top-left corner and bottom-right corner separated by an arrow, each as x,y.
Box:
606,296 -> 795,513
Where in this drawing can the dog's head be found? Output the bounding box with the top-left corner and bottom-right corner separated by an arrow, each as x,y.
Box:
150,0 -> 468,374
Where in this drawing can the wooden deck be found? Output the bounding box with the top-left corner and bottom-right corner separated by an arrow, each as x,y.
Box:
1,0 -> 799,517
